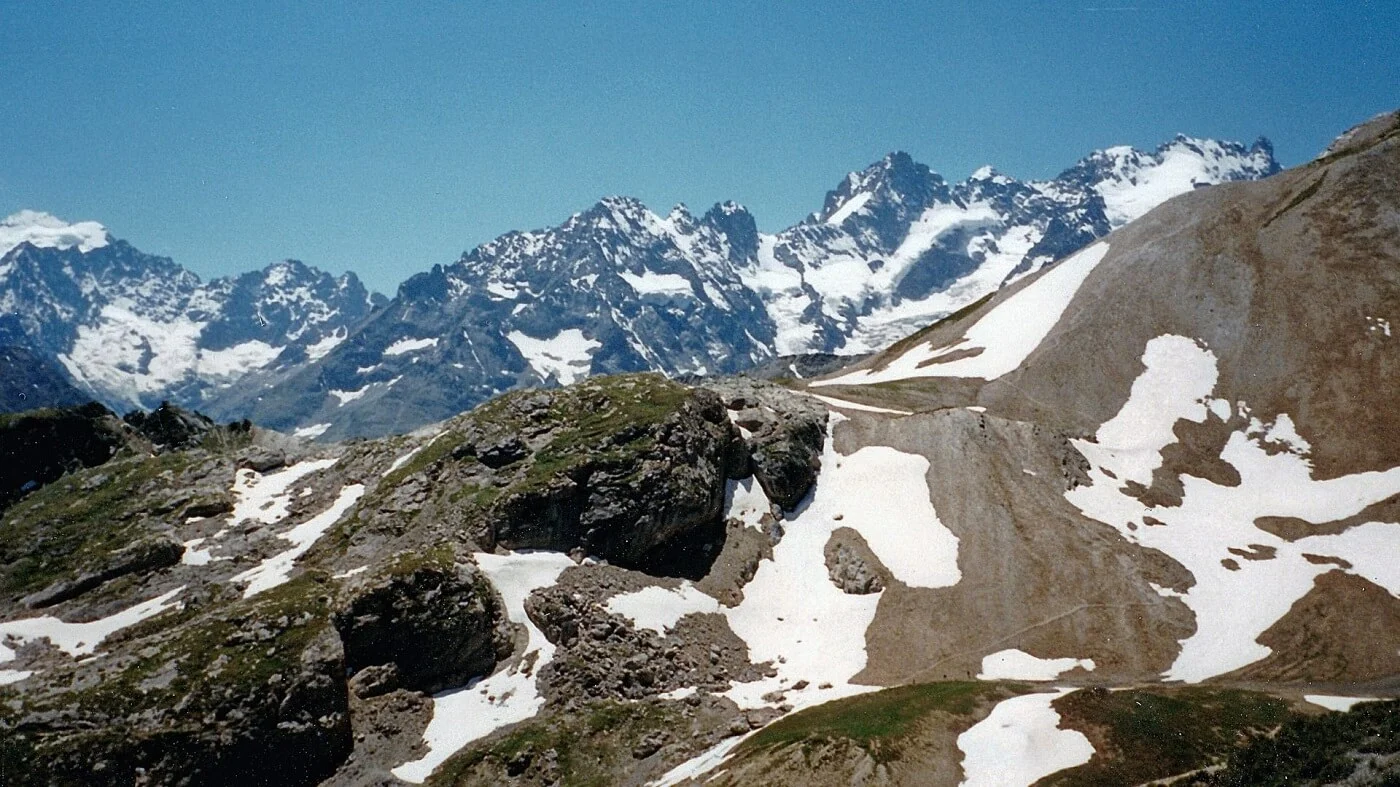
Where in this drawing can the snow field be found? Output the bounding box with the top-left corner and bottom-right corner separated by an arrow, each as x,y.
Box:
605,583 -> 720,634
977,650 -> 1096,681
1066,334 -> 1400,682
506,328 -> 601,386
383,336 -> 439,356
956,689 -> 1094,787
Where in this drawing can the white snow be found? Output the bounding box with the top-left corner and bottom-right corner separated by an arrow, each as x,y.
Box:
957,689 -> 1094,787
977,649 -> 1096,681
657,686 -> 697,701
651,735 -> 750,787
824,191 -> 872,225
724,476 -> 773,531
392,550 -> 576,784
181,538 -> 213,566
58,306 -> 283,407
719,414 -> 959,709
227,458 -> 338,528
605,582 -> 721,634
1094,138 -> 1263,228
0,669 -> 34,686
807,393 -> 912,415
506,328 -> 601,386
619,270 -> 695,298
1304,695 -> 1382,712
383,336 -> 439,356
329,385 -> 369,405
814,243 -> 1111,386
293,423 -> 331,439
303,328 -> 347,361
0,587 -> 185,664
1066,335 -> 1400,682
333,565 -> 369,579
229,483 -> 366,598
0,210 -> 109,258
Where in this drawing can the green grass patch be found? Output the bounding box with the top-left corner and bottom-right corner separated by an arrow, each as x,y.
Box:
1042,687 -> 1292,787
1189,699 -> 1400,787
740,681 -> 1009,762
0,451 -> 193,597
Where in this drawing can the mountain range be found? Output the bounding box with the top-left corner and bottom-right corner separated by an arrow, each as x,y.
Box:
0,110 -> 1396,786
2,134 -> 1277,438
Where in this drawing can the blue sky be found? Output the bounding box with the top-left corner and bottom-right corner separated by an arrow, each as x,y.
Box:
2,1 -> 1396,295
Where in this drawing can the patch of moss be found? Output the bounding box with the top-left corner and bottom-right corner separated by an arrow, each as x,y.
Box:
740,681 -> 1010,762
0,451 -> 194,597
1043,687 -> 1292,787
428,698 -> 688,787
1187,699 -> 1400,787
23,574 -> 335,721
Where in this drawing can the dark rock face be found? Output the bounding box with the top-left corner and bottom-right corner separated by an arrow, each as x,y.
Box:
123,400 -> 221,450
488,386 -> 743,576
704,378 -> 828,511
334,550 -> 510,694
0,340 -> 90,414
0,402 -> 132,509
344,375 -> 749,580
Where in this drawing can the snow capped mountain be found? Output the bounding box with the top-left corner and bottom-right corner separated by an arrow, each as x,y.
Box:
0,133 -> 1278,431
229,196 -> 777,439
746,135 -> 1279,354
243,133 -> 1279,439
0,214 -> 386,412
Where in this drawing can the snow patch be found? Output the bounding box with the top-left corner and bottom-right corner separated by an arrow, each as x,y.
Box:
392,551 -> 576,784
605,583 -> 720,634
957,689 -> 1094,787
807,393 -> 912,415
383,336 -> 439,356
619,270 -> 695,298
506,328 -> 601,386
978,649 -> 1096,681
293,423 -> 331,439
1305,695 -> 1382,712
1067,335 -> 1400,682
230,484 -> 366,598
0,587 -> 184,665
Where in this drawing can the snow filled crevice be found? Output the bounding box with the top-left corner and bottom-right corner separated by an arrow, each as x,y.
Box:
392,551 -> 576,784
1066,334 -> 1400,682
813,242 -> 1111,386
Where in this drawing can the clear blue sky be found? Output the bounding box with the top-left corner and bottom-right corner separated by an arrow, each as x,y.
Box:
2,1 -> 1396,295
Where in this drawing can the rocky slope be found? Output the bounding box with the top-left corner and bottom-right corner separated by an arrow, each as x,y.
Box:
0,112 -> 1394,786
0,212 -> 386,414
